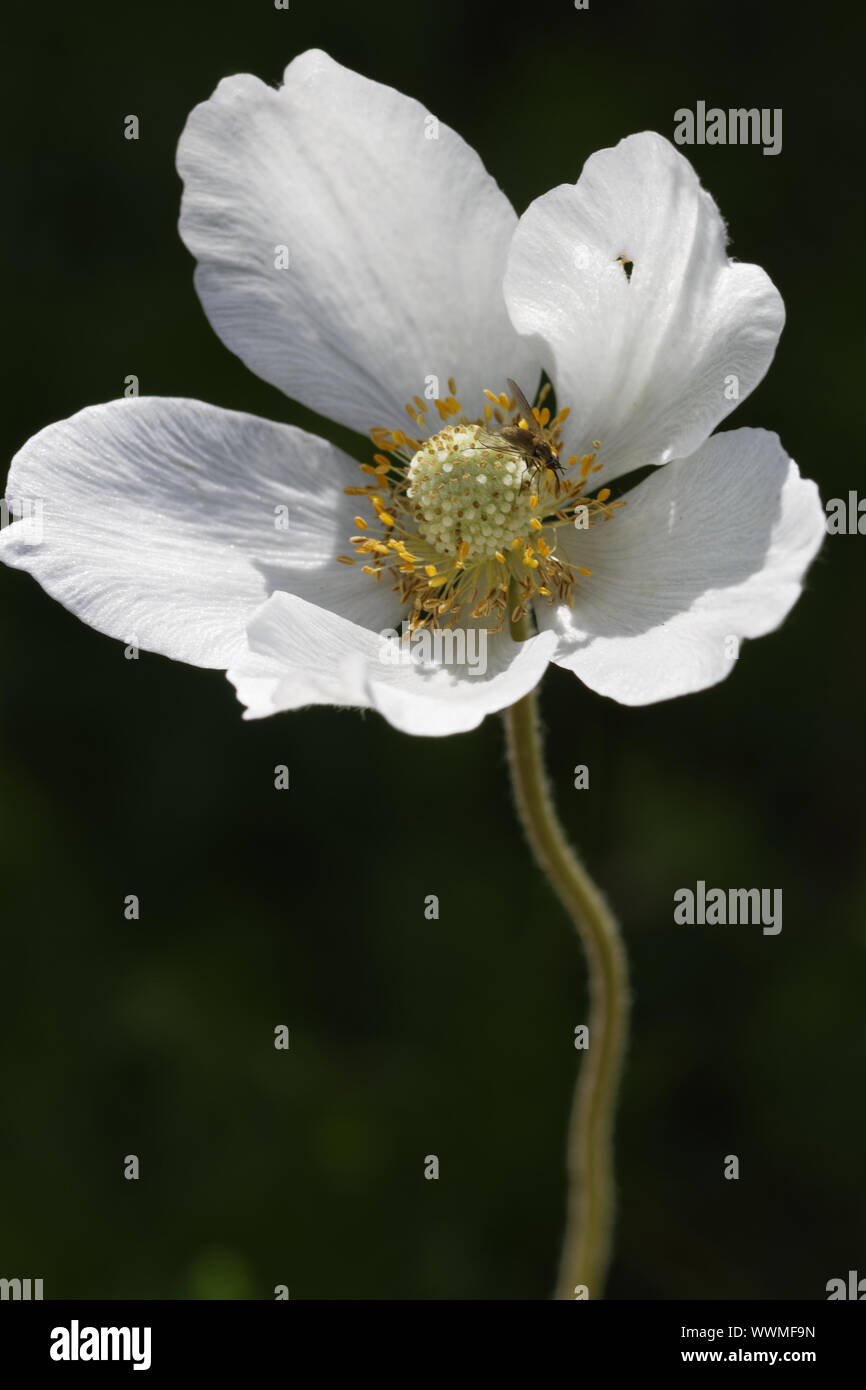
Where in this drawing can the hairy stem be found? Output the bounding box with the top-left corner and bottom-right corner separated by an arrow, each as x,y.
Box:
503,676 -> 629,1300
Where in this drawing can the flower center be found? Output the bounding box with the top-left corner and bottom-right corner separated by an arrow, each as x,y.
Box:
406,423 -> 533,559
339,380 -> 624,633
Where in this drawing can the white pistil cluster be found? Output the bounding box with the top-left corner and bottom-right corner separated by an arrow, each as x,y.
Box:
406,424 -> 533,559
340,382 -> 623,633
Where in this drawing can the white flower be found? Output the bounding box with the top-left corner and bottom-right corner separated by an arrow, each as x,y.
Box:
0,50 -> 824,736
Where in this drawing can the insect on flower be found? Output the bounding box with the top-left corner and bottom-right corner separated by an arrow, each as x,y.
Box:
491,378 -> 566,497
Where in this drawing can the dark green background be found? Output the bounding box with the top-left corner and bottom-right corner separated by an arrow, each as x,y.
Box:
1,0 -> 863,1299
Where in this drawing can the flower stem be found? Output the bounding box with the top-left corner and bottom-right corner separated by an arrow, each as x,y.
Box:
502,675 -> 629,1300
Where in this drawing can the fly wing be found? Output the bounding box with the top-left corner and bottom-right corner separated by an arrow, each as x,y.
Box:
475,426 -> 521,454
506,379 -> 546,441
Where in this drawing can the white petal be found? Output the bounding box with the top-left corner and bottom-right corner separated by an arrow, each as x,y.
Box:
177,49 -> 538,434
229,592 -> 558,736
538,429 -> 824,705
0,397 -> 400,668
505,132 -> 784,485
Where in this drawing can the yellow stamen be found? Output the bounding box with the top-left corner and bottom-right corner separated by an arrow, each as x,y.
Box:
351,383 -> 617,631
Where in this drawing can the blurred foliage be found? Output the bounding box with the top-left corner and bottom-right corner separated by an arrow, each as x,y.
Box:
0,0 -> 863,1299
